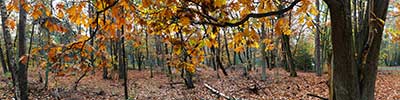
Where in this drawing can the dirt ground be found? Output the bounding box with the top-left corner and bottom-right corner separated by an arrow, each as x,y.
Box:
1,67 -> 399,100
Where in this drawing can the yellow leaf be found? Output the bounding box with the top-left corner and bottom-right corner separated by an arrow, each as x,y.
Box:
234,45 -> 245,53
265,44 -> 274,51
275,18 -> 292,35
250,41 -> 259,48
306,21 -> 313,27
173,46 -> 182,55
77,35 -> 89,42
309,6 -> 319,16
263,39 -> 272,44
210,33 -> 217,39
238,0 -> 250,4
184,62 -> 195,73
40,61 -> 47,69
210,39 -> 219,48
45,7 -> 51,16
214,0 -> 226,8
283,29 -> 292,35
204,39 -> 213,48
57,10 -> 64,18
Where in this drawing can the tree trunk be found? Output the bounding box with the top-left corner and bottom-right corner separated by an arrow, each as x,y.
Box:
326,0 -> 360,99
315,0 -> 322,76
178,30 -> 195,89
324,0 -> 389,99
118,29 -> 124,79
16,0 -> 28,99
137,49 -> 142,71
216,29 -> 228,76
145,31 -> 153,78
223,30 -> 232,66
0,44 -> 8,73
1,0 -> 16,87
282,34 -> 297,77
121,25 -> 129,100
358,1 -> 389,99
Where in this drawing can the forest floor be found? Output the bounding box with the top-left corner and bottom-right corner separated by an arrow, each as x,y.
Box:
1,67 -> 399,100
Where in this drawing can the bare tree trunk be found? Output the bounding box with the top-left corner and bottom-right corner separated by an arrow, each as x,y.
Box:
223,29 -> 232,66
282,34 -> 297,77
216,29 -> 228,76
315,0 -> 322,76
323,0 -> 389,99
145,31 -> 153,78
26,22 -> 35,75
358,1 -> 389,100
0,43 -> 7,73
0,0 -> 16,88
137,49 -> 143,71
260,23 -> 267,81
118,29 -> 124,79
327,0 -> 360,99
16,0 -> 28,99
121,25 -> 129,100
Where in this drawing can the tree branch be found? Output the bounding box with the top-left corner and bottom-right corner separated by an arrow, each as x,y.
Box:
78,0 -> 120,51
193,0 -> 301,27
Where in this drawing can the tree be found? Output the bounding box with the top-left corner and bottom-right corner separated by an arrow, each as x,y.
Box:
0,41 -> 8,74
315,0 -> 322,76
176,0 -> 389,99
0,0 -> 392,99
322,0 -> 389,99
1,0 -> 16,88
16,0 -> 28,99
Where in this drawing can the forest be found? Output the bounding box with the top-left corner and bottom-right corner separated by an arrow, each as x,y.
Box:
0,0 -> 399,99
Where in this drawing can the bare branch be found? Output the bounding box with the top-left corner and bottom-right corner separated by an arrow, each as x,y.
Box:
193,0 -> 301,27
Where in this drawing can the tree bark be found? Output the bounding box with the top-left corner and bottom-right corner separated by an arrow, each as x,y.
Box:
118,29 -> 124,79
0,43 -> 8,73
121,25 -> 129,100
0,0 -> 16,87
216,29 -> 228,76
282,34 -> 297,77
261,23 -> 267,81
358,1 -> 389,100
315,0 -> 322,76
16,0 -> 28,99
325,0 -> 361,99
223,30 -> 232,66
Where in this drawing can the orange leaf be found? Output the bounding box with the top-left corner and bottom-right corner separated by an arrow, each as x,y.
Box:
6,19 -> 16,29
19,55 -> 28,65
180,17 -> 191,26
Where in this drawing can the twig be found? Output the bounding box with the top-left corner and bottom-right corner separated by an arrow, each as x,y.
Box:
307,93 -> 328,100
73,71 -> 88,90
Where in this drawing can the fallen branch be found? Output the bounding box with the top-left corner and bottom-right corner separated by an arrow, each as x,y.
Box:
307,93 -> 328,100
167,82 -> 185,85
204,83 -> 231,100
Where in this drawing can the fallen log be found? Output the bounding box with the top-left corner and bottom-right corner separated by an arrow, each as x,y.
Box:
204,83 -> 231,100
